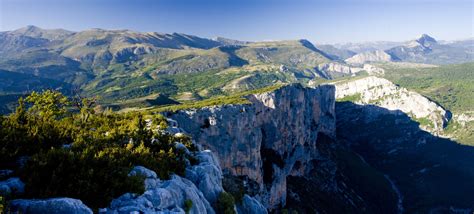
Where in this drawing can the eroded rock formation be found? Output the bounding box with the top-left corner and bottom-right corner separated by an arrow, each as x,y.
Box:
333,76 -> 449,134
169,84 -> 337,209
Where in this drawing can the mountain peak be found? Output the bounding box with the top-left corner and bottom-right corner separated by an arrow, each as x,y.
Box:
15,25 -> 43,33
11,25 -> 73,40
417,34 -> 436,42
415,34 -> 437,47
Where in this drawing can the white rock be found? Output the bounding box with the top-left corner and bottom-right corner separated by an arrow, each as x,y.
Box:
333,76 -> 448,133
185,151 -> 223,204
106,167 -> 215,214
9,198 -> 93,214
345,50 -> 394,64
170,84 -> 337,209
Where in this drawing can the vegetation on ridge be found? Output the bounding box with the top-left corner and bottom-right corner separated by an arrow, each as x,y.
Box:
0,90 -> 196,210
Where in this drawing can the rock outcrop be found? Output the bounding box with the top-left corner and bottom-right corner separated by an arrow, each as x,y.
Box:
103,152 -> 219,214
345,50 -> 394,65
237,195 -> 268,214
105,173 -> 214,214
333,76 -> 449,133
317,62 -> 364,77
169,84 -> 337,209
103,149 -> 266,214
0,177 -> 24,196
185,150 -> 224,205
314,62 -> 385,79
9,198 -> 93,214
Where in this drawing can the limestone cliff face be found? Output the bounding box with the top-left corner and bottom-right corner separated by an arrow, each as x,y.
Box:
317,62 -> 364,75
333,76 -> 449,134
313,62 -> 385,80
345,50 -> 394,65
169,84 -> 337,209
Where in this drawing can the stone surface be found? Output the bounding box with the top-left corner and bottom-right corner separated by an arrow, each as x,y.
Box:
317,62 -> 364,75
105,173 -> 214,214
312,62 -> 385,80
104,150 -> 259,213
185,150 -> 223,204
333,76 -> 449,134
0,177 -> 24,196
237,194 -> 268,214
9,198 -> 92,214
169,84 -> 337,209
345,50 -> 394,64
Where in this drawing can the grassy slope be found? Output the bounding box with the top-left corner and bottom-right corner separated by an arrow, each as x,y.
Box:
381,62 -> 474,144
382,62 -> 473,112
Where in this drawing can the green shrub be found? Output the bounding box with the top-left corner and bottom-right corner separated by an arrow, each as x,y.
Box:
0,90 -> 197,210
0,196 -> 5,214
336,93 -> 362,102
20,148 -> 145,209
217,192 -> 236,214
222,176 -> 245,203
184,199 -> 193,214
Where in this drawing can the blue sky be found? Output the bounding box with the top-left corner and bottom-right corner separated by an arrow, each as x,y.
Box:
1,0 -> 472,43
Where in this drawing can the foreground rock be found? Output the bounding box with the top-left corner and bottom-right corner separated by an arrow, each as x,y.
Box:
0,177 -> 24,196
104,165 -> 215,214
9,198 -> 92,214
236,195 -> 268,214
185,150 -> 223,205
105,174 -> 213,214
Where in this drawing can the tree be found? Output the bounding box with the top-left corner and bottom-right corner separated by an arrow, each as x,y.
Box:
25,90 -> 70,120
132,114 -> 152,144
10,97 -> 27,125
72,94 -> 97,125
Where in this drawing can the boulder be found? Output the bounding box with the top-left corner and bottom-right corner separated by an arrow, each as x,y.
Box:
237,195 -> 268,214
0,177 -> 24,196
105,167 -> 215,214
129,166 -> 158,179
9,198 -> 92,214
129,166 -> 161,190
185,150 -> 223,204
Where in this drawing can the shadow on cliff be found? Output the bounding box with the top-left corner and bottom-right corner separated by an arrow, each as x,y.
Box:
335,101 -> 474,213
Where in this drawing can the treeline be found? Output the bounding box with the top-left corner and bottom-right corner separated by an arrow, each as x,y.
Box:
0,90 -> 196,209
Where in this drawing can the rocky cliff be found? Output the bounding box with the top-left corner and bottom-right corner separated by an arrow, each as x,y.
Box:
333,76 -> 449,134
3,83 -> 401,213
345,50 -> 394,65
168,84 -> 337,210
314,62 -> 385,80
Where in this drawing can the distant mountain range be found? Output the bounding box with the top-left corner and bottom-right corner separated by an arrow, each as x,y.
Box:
321,34 -> 474,64
0,25 -> 472,112
331,41 -> 404,53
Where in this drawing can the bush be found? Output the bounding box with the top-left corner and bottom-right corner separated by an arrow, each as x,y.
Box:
0,90 -> 197,210
184,199 -> 193,214
217,192 -> 236,214
19,148 -> 145,209
0,196 -> 5,213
